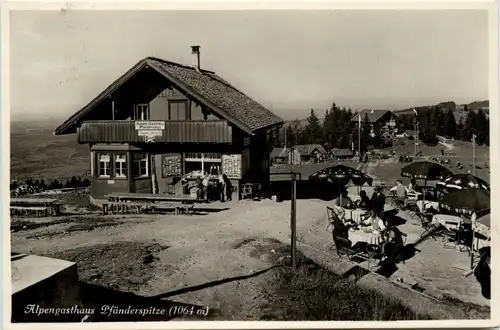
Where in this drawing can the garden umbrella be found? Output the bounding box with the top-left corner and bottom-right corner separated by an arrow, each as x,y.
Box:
401,161 -> 453,211
472,210 -> 491,239
438,188 -> 490,216
401,161 -> 453,181
470,209 -> 491,270
309,165 -> 373,203
310,165 -> 373,186
436,174 -> 490,192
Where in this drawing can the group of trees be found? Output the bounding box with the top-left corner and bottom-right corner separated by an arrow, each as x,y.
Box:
10,176 -> 91,191
398,106 -> 489,145
268,101 -> 489,153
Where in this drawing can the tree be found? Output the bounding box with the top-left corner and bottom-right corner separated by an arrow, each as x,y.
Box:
39,179 -> 47,190
322,109 -> 334,149
64,180 -> 71,188
303,109 -> 323,144
82,178 -> 91,187
443,110 -> 457,138
464,110 -> 477,141
475,109 -> 489,145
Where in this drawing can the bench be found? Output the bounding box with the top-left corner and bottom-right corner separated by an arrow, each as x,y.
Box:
102,201 -> 154,215
152,203 -> 196,215
10,206 -> 50,216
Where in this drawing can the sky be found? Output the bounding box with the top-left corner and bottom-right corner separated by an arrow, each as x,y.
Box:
10,10 -> 489,121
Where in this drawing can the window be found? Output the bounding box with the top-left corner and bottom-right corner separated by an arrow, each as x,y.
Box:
98,153 -> 111,177
132,152 -> 149,177
134,104 -> 150,120
115,153 -> 127,178
184,152 -> 221,174
168,101 -> 188,120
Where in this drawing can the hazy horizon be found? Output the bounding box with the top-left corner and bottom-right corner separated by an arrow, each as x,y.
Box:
10,10 -> 489,122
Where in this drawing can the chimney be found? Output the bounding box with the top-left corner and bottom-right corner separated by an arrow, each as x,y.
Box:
191,45 -> 200,71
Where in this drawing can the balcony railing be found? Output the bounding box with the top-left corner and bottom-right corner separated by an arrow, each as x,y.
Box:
77,120 -> 232,144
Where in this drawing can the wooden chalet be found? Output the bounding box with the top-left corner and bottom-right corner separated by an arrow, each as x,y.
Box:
327,148 -> 353,159
54,46 -> 284,202
351,110 -> 399,136
289,144 -> 327,164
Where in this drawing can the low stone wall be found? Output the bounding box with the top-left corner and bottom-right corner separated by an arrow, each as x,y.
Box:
11,255 -> 84,323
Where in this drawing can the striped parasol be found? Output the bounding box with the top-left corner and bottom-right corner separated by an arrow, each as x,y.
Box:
436,174 -> 490,192
310,165 -> 373,187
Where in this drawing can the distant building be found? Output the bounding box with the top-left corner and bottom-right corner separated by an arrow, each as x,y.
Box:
270,147 -> 288,165
396,130 -> 417,139
290,144 -> 327,164
327,148 -> 353,159
351,110 -> 399,136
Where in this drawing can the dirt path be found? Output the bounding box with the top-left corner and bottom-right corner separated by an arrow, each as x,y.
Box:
11,200 -> 328,319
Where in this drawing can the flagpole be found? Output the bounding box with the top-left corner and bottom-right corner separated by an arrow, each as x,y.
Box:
472,134 -> 476,176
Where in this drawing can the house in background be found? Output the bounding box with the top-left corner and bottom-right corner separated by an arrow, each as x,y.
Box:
54,46 -> 284,202
290,144 -> 327,164
351,110 -> 399,137
327,148 -> 353,160
270,147 -> 288,165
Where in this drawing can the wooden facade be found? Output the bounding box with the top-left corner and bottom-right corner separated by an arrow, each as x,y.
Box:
55,52 -> 283,201
78,120 -> 232,144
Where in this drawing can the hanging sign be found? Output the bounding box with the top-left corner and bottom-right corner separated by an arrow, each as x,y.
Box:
135,121 -> 165,130
138,130 -> 163,136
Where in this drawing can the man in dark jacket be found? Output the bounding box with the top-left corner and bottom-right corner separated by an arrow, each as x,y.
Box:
371,186 -> 386,216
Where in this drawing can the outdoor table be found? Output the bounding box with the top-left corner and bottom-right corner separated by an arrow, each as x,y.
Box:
344,208 -> 368,224
10,197 -> 61,215
432,214 -> 470,229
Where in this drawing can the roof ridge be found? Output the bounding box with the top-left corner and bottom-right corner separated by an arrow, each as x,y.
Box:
146,56 -> 216,74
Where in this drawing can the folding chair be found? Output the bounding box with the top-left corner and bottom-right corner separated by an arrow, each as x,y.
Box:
332,231 -> 378,268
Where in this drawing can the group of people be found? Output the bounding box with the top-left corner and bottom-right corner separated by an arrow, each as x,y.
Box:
189,173 -> 233,202
334,185 -> 386,216
333,185 -> 405,266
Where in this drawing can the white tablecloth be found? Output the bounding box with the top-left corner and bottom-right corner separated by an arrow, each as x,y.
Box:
416,200 -> 439,213
344,209 -> 368,224
432,214 -> 466,230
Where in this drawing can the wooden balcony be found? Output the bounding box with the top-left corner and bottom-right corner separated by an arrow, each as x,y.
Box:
77,120 -> 232,144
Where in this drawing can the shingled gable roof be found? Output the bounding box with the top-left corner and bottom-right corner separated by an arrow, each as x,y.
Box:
292,144 -> 327,156
350,110 -> 397,123
54,56 -> 284,135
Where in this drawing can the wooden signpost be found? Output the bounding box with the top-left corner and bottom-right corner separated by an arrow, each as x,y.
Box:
272,171 -> 301,267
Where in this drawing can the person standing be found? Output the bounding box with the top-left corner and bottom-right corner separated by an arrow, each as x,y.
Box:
218,174 -> 225,202
390,180 -> 407,207
223,174 -> 233,201
370,186 -> 386,216
202,176 -> 209,201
